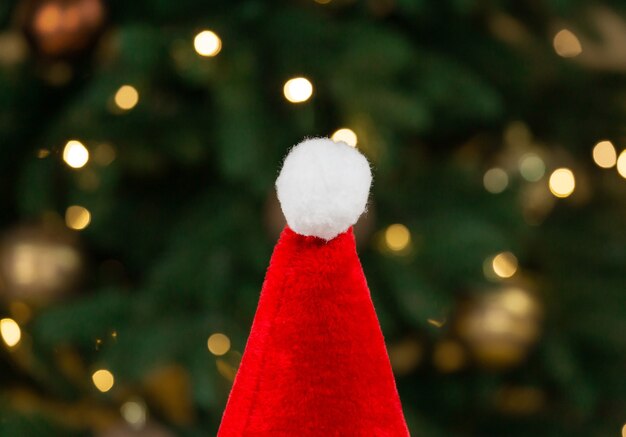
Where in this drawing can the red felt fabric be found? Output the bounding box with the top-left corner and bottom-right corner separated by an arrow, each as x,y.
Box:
218,226 -> 409,437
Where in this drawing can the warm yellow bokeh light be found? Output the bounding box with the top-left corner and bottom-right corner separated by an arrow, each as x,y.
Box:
501,288 -> 536,317
121,399 -> 147,427
622,423 -> 626,437
553,29 -> 582,58
208,333 -> 231,356
63,140 -> 89,169
592,141 -> 617,169
385,224 -> 411,252
548,168 -> 575,198
331,128 -> 358,147
65,205 -> 91,230
492,252 -> 518,279
617,150 -> 626,179
283,77 -> 313,103
92,369 -> 115,392
93,143 -> 116,166
114,85 -> 139,111
433,340 -> 466,373
519,154 -> 545,182
483,168 -> 508,194
0,318 -> 21,348
194,30 -> 222,57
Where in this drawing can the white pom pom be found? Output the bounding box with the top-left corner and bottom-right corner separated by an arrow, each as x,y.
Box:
276,137 -> 372,241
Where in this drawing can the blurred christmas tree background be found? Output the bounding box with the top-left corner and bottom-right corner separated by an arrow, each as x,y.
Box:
1,0 -> 625,435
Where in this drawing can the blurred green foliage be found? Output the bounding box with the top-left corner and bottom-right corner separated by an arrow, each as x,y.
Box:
1,0 -> 625,435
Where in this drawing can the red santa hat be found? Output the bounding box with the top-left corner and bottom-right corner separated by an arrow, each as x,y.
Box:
218,138 -> 410,436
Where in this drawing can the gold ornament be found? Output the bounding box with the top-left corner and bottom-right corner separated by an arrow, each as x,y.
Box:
0,223 -> 82,302
455,287 -> 542,369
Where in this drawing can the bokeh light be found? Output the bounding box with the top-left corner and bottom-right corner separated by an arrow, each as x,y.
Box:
0,318 -> 21,348
121,399 -> 147,428
283,77 -> 313,103
492,252 -> 518,279
483,168 -> 508,193
65,205 -> 91,230
207,333 -> 231,356
617,150 -> 626,179
384,224 -> 411,252
63,140 -> 89,169
331,128 -> 358,147
592,141 -> 617,169
553,29 -> 582,58
519,154 -> 545,182
92,369 -> 115,392
114,85 -> 139,110
433,340 -> 466,373
548,168 -> 575,198
194,30 -> 222,57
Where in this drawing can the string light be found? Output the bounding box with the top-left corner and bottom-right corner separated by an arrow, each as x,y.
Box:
500,288 -> 536,317
92,369 -> 115,392
492,252 -> 518,278
114,85 -> 139,111
592,141 -> 617,168
65,205 -> 91,230
121,399 -> 147,429
63,140 -> 89,169
519,154 -> 545,182
483,168 -> 508,193
553,29 -> 582,58
617,150 -> 626,179
0,318 -> 21,348
548,168 -> 575,198
384,224 -> 411,252
194,30 -> 222,57
207,333 -> 231,356
93,143 -> 116,166
283,77 -> 313,103
331,128 -> 358,147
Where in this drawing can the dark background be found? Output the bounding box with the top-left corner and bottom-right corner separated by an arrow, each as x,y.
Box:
0,0 -> 625,436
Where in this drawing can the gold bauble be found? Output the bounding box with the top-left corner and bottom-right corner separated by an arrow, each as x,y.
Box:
455,287 -> 542,369
0,223 -> 82,302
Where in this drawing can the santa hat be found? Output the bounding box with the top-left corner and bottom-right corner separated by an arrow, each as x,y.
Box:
218,138 -> 410,436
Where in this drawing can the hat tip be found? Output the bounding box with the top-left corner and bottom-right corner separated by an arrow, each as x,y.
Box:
276,137 -> 372,241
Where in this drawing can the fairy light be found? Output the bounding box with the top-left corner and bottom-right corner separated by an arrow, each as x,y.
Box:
491,252 -> 518,279
616,150 -> 626,179
92,369 -> 115,392
194,30 -> 222,57
0,318 -> 21,348
592,141 -> 617,169
63,140 -> 89,169
548,168 -> 575,198
384,224 -> 411,252
553,29 -> 582,58
483,168 -> 508,193
121,399 -> 147,428
114,85 -> 139,110
65,205 -> 91,230
283,77 -> 313,103
331,128 -> 358,147
519,154 -> 545,182
207,333 -> 231,356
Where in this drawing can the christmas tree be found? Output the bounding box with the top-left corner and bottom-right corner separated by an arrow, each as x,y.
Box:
0,0 -> 625,435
